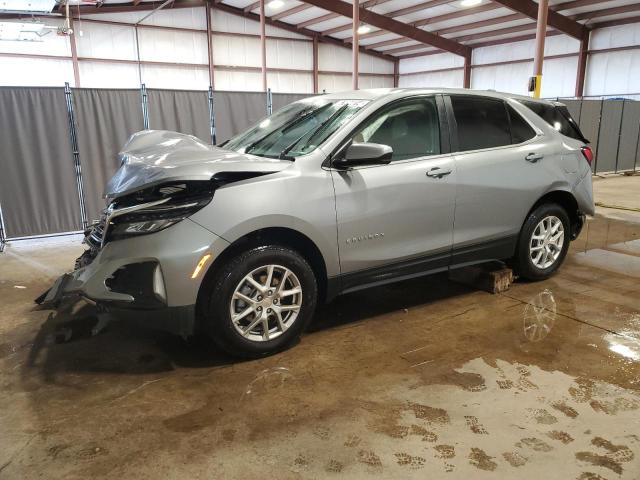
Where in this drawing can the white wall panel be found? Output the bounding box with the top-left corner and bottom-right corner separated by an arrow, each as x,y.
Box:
78,61 -> 139,89
358,75 -> 394,89
138,28 -> 208,64
0,57 -> 74,86
585,50 -> 640,97
360,53 -> 394,74
76,22 -> 137,61
540,57 -> 578,98
214,69 -> 263,91
590,24 -> 640,50
318,43 -> 393,74
318,73 -> 352,93
141,64 -> 209,90
471,56 -> 577,98
471,62 -> 530,95
267,71 -> 313,93
399,52 -> 464,74
399,69 -> 463,88
267,39 -> 313,70
213,34 -> 261,67
473,35 -> 580,65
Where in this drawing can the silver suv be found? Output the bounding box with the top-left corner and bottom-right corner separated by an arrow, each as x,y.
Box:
39,88 -> 595,357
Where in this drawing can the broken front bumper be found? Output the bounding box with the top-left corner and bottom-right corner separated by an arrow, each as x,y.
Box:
37,217 -> 229,311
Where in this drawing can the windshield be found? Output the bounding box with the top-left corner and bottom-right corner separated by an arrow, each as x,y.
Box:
223,98 -> 368,159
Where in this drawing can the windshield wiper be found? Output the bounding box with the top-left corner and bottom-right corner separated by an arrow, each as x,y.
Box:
279,104 -> 349,160
245,105 -> 330,155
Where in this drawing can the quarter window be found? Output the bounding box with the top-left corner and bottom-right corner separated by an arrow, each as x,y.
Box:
352,97 -> 440,161
450,96 -> 511,152
507,104 -> 536,144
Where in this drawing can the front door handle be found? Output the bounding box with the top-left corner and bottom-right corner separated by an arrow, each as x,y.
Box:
525,152 -> 544,163
426,167 -> 452,179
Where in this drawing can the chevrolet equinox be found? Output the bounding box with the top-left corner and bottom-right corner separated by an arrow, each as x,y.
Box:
39,88 -> 595,357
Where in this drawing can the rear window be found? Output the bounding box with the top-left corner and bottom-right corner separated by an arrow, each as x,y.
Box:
521,100 -> 587,142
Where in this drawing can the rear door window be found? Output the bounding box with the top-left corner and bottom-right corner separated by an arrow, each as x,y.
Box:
450,96 -> 511,152
520,100 -> 587,142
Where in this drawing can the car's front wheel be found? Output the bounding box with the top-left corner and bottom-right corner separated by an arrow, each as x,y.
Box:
199,245 -> 318,358
513,203 -> 570,281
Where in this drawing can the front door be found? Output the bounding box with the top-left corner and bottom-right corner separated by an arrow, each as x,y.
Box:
330,96 -> 456,292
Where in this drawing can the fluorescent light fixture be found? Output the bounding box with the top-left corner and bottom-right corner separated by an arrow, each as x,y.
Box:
0,21 -> 48,42
460,0 -> 482,6
267,0 -> 285,9
357,25 -> 371,34
0,0 -> 57,14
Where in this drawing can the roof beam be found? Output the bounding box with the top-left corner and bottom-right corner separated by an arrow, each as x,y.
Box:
590,15 -> 640,29
51,0 -> 204,15
272,3 -> 312,20
388,0 -> 631,57
347,0 -> 610,42
346,3 -> 499,41
213,2 -> 396,61
300,0 -> 471,56
572,3 -> 640,21
490,0 -> 586,39
296,0 -> 393,28
335,0 -> 497,38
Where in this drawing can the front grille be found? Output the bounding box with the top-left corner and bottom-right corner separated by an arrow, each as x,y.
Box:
76,210 -> 109,270
85,214 -> 107,249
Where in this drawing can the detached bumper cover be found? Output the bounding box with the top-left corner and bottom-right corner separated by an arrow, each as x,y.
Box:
36,218 -> 229,311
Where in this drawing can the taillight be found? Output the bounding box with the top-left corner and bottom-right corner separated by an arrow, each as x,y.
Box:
581,146 -> 594,166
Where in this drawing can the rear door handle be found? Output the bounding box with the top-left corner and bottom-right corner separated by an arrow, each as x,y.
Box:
525,152 -> 544,163
426,167 -> 452,178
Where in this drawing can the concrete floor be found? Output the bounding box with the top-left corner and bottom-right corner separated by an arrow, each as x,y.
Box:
1,177 -> 640,479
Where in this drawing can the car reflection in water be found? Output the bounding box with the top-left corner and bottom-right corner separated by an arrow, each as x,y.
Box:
522,289 -> 557,344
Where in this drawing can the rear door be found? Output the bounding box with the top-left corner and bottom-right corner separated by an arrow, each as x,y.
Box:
330,95 -> 456,290
446,94 -> 553,265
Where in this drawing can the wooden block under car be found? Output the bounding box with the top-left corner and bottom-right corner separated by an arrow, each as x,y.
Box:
448,261 -> 514,294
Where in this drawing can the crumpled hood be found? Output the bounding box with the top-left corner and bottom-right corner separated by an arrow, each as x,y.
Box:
104,130 -> 291,199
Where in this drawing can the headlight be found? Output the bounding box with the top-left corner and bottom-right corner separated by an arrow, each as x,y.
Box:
106,181 -> 215,242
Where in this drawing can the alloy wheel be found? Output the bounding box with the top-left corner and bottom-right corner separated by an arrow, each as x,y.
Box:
229,264 -> 303,342
529,215 -> 564,269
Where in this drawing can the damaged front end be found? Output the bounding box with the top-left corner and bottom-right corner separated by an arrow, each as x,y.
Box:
35,130 -> 288,317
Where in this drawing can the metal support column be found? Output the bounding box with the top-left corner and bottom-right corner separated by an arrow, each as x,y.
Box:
532,0 -> 549,98
69,16 -> 81,87
267,88 -> 273,116
313,36 -> 319,94
208,86 -> 217,145
260,0 -> 267,92
206,1 -> 215,89
575,31 -> 589,98
0,202 -> 6,252
463,51 -> 471,89
135,25 -> 142,86
64,82 -> 89,230
352,0 -> 359,90
141,83 -> 149,130
393,59 -> 399,88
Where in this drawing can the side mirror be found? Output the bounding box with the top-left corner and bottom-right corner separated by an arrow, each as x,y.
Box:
333,142 -> 393,169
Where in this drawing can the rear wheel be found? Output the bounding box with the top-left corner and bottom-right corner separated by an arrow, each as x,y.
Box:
199,245 -> 318,358
513,203 -> 570,281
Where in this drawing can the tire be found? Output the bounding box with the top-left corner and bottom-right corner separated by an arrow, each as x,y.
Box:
199,245 -> 318,358
512,203 -> 570,281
